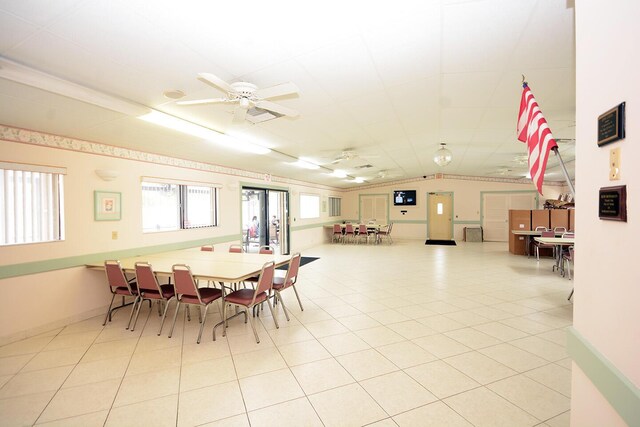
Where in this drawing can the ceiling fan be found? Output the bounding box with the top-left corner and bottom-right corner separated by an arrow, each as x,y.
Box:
177,73 -> 299,124
323,149 -> 380,165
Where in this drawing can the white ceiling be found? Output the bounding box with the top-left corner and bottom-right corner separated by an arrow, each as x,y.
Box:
0,0 -> 575,188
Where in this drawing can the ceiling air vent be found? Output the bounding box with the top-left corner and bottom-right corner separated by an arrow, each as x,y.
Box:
246,107 -> 283,124
354,164 -> 373,169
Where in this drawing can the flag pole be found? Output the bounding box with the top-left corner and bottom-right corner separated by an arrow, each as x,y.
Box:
551,146 -> 576,199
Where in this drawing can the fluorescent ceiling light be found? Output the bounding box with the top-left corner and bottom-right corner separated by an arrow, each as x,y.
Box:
354,177 -> 365,183
331,170 -> 347,178
290,159 -> 320,170
0,56 -> 149,116
139,111 -> 271,155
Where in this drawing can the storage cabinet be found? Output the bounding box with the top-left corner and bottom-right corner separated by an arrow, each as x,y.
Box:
508,210 -> 531,255
569,209 -> 575,231
531,210 -> 550,230
551,209 -> 569,231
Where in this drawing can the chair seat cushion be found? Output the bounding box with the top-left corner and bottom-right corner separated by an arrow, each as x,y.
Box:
244,275 -> 259,282
225,288 -> 267,306
181,287 -> 222,304
141,284 -> 174,299
114,285 -> 136,295
272,277 -> 290,290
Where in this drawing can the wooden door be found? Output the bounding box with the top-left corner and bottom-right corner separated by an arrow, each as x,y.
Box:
428,193 -> 453,240
483,192 -> 537,242
360,195 -> 388,224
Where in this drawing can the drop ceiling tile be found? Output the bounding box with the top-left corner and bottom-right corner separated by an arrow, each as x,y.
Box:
0,0 -> 83,26
341,91 -> 398,126
371,41 -> 440,89
441,72 -> 501,108
0,10 -> 39,54
440,108 -> 484,129
477,108 -> 516,130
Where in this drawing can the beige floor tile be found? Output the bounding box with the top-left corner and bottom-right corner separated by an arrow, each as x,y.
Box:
469,306 -> 513,321
360,371 -> 437,416
417,315 -> 466,332
126,345 -> 181,375
350,300 -> 389,313
555,358 -> 573,370
248,397 -> 323,427
0,335 -> 54,358
266,324 -> 315,346
424,301 -> 460,314
393,401 -> 473,427
0,391 -> 56,427
199,414 -> 250,427
113,367 -> 180,407
308,383 -> 387,427
444,387 -> 540,427
536,328 -> 569,346
62,356 -> 129,389
488,375 -> 570,421
35,410 -> 108,426
80,338 -> 138,363
444,351 -> 517,384
290,358 -> 355,395
337,314 -> 382,331
239,368 -> 304,411
336,349 -> 398,381
524,364 -> 572,397
38,379 -> 121,423
321,303 -> 362,318
387,320 -> 437,339
412,334 -> 471,358
0,354 -> 34,376
444,311 -> 492,327
232,347 -> 287,378
400,305 -> 438,319
59,316 -> 107,335
0,365 -> 73,398
178,381 -> 245,427
492,302 -> 537,316
355,326 -> 405,347
472,322 -> 529,341
227,331 -> 275,355
510,336 -> 568,362
376,341 -> 437,369
405,360 -> 480,399
304,319 -> 349,338
94,325 -> 143,344
318,331 -> 370,356
133,334 -> 182,354
367,309 -> 411,325
180,356 -> 237,392
0,374 -> 12,388
105,394 -> 177,427
180,338 -> 231,365
43,331 -> 100,352
278,340 -> 331,366
500,317 -> 555,335
21,346 -> 87,372
478,343 -> 548,372
545,410 -> 571,427
291,308 -> 333,324
445,328 -> 503,349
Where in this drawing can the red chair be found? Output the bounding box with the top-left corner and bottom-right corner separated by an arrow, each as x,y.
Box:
357,224 -> 368,244
219,261 -> 279,343
131,262 -> 176,334
169,264 -> 223,344
103,260 -> 138,329
244,246 -> 274,286
271,253 -> 303,321
229,244 -> 243,253
533,230 -> 556,261
377,223 -> 393,244
332,224 -> 342,243
200,245 -> 214,252
343,223 -> 355,244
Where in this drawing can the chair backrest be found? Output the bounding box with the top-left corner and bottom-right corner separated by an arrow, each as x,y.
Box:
259,245 -> 274,254
388,222 -> 393,233
358,224 -> 367,234
333,224 -> 341,233
562,232 -> 575,238
172,264 -> 200,302
200,245 -> 214,252
255,261 -> 275,295
345,223 -> 354,233
283,253 -> 301,288
535,226 -> 547,231
554,226 -> 567,233
134,262 -> 161,293
105,260 -> 133,292
229,244 -> 243,253
541,230 -> 556,238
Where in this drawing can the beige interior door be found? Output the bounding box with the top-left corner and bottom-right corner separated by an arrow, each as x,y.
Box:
428,193 -> 452,240
483,192 -> 537,241
360,195 -> 388,223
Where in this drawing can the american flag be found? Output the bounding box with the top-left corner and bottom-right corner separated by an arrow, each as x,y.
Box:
517,83 -> 558,195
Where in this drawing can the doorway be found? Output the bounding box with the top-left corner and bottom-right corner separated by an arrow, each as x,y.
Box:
482,192 -> 537,241
242,187 -> 289,254
427,192 -> 453,240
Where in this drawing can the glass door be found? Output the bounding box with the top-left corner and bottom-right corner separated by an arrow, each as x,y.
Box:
242,187 -> 289,254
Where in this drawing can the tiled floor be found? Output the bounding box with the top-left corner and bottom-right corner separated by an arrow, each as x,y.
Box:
0,240 -> 573,426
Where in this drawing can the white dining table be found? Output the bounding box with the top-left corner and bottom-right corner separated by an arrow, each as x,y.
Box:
533,236 -> 575,271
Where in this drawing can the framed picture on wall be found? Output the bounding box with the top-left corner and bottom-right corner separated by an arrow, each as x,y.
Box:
94,191 -> 121,221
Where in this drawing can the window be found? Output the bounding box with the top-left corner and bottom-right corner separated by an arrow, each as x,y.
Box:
299,193 -> 320,219
328,196 -> 341,217
1,163 -> 65,245
437,202 -> 443,215
142,180 -> 217,232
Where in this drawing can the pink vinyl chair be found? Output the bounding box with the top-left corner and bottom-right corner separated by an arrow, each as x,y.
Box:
200,245 -> 214,252
533,230 -> 556,261
103,260 -> 138,329
357,224 -> 369,244
244,246 -> 274,286
218,261 -> 279,343
271,252 -> 303,321
343,223 -> 355,244
229,244 -> 243,253
332,224 -> 343,243
131,262 -> 176,334
169,264 -> 223,344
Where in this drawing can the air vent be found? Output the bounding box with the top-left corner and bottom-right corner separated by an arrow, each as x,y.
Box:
246,107 -> 283,124
354,164 -> 373,169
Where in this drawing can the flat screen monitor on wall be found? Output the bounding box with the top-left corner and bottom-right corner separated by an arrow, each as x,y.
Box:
394,190 -> 417,206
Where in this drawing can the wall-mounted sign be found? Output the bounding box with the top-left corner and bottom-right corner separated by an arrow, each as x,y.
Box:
599,185 -> 627,221
598,102 -> 625,146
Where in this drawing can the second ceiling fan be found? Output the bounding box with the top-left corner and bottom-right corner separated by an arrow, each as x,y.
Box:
177,72 -> 299,123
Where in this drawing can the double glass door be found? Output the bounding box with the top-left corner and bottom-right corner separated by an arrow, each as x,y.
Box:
241,187 -> 289,254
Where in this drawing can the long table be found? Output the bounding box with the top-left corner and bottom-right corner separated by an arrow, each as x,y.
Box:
512,229 -> 566,256
533,236 -> 575,271
86,247 -> 291,283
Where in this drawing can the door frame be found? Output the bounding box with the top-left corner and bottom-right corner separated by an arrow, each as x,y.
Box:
240,183 -> 290,255
479,190 -> 539,241
358,193 -> 390,224
426,192 -> 454,240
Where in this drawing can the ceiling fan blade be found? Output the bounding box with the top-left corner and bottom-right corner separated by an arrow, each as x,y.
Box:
232,105 -> 248,124
176,97 -> 229,106
197,72 -> 235,93
255,100 -> 299,118
255,82 -> 299,100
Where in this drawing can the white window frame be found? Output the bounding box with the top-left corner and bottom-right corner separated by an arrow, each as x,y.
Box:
0,162 -> 66,246
299,193 -> 320,219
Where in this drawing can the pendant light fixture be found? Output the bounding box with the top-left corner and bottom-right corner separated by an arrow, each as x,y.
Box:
433,142 -> 452,166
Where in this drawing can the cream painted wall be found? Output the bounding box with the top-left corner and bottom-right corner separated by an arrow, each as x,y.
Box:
572,1 -> 640,424
0,134 -> 343,342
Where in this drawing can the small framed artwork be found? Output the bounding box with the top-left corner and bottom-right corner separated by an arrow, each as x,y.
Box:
94,191 -> 121,221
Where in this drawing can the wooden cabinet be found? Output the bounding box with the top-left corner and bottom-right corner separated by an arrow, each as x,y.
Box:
531,210 -> 550,230
569,209 -> 575,231
508,210 -> 531,255
551,209 -> 569,231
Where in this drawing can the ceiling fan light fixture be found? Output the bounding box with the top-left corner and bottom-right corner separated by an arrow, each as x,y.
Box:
290,159 -> 320,170
331,170 -> 347,178
433,142 -> 453,167
354,177 -> 365,184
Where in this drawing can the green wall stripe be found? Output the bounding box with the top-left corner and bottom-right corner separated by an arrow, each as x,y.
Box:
290,221 -> 335,232
453,220 -> 482,225
0,234 -> 241,280
392,219 -> 427,224
567,327 -> 640,426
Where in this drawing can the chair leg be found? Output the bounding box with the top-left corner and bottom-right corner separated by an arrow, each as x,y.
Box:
568,288 -> 574,300
158,298 -> 174,336
291,285 -> 304,311
103,294 -> 117,326
168,301 -> 182,338
265,298 -> 279,329
126,296 -> 140,330
130,296 -> 145,332
275,291 -> 290,321
246,308 -> 260,343
197,304 -> 209,344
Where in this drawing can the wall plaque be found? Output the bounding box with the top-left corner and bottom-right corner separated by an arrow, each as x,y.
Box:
599,185 -> 626,221
598,102 -> 625,146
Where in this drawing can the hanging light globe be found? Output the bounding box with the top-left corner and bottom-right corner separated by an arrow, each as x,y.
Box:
433,142 -> 452,166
